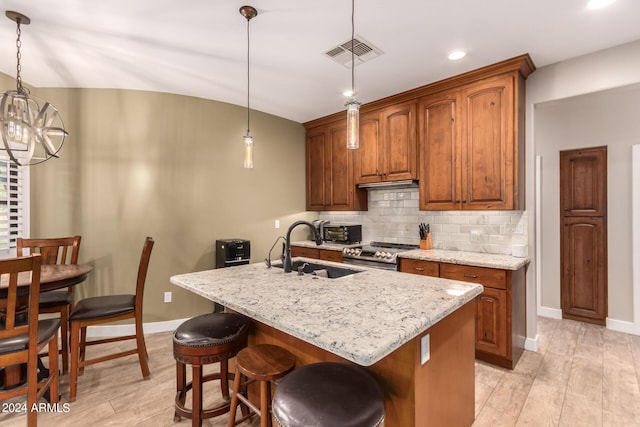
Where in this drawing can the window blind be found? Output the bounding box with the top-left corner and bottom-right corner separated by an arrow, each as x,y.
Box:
0,160 -> 25,253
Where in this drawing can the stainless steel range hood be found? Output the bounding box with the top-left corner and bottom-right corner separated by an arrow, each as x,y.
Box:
357,180 -> 419,190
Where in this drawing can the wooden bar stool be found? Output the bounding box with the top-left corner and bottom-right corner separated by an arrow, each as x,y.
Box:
272,362 -> 386,427
173,312 -> 249,427
227,344 -> 296,427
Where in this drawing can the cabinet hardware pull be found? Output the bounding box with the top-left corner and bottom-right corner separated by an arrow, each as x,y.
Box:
463,274 -> 478,278
415,267 -> 425,271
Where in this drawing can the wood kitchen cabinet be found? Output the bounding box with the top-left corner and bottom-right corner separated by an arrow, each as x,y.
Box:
354,102 -> 417,184
399,258 -> 525,369
304,54 -> 534,212
305,120 -> 367,211
290,246 -> 343,263
419,73 -> 524,210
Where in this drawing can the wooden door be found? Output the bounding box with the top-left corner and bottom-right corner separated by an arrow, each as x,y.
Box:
382,102 -> 417,181
418,91 -> 461,210
327,124 -> 351,208
475,288 -> 507,357
354,112 -> 382,184
306,129 -> 327,210
560,146 -> 607,325
461,75 -> 514,209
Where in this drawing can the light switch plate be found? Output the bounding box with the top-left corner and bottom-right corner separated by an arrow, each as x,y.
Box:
421,333 -> 430,365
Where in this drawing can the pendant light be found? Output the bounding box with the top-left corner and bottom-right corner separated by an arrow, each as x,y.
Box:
0,11 -> 68,166
240,6 -> 257,169
345,0 -> 360,150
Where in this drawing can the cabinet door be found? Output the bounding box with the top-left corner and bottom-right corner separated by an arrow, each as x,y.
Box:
560,147 -> 607,217
291,246 -> 319,259
382,102 -> 417,181
306,129 -> 328,210
475,287 -> 507,357
355,103 -> 417,184
319,249 -> 343,263
561,217 -> 607,322
461,75 -> 515,209
419,91 -> 461,210
327,124 -> 352,208
306,122 -> 367,211
398,258 -> 439,276
355,112 -> 383,184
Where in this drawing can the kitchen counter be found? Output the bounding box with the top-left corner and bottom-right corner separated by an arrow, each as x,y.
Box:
170,258 -> 482,426
398,248 -> 530,270
170,258 -> 482,366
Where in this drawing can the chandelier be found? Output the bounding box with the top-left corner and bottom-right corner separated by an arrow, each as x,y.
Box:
0,11 -> 67,166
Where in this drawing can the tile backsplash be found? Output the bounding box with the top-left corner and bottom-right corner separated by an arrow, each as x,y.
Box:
319,188 -> 527,256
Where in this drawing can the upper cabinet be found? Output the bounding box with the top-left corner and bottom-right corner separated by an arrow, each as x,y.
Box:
304,54 -> 535,212
354,102 -> 417,184
305,120 -> 367,211
419,59 -> 533,210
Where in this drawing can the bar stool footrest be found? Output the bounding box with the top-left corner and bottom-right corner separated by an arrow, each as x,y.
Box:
173,371 -> 234,421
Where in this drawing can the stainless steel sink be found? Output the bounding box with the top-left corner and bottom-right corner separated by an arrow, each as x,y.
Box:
272,260 -> 363,279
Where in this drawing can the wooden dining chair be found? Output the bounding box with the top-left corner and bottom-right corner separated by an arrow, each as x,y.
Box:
68,236 -> 154,401
0,254 -> 59,427
16,235 -> 82,374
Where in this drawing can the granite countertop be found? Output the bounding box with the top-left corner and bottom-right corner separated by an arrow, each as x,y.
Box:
398,249 -> 530,270
170,258 -> 482,366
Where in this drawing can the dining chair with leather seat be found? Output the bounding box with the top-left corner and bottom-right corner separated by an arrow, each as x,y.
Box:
0,254 -> 59,427
69,236 -> 154,402
16,235 -> 82,374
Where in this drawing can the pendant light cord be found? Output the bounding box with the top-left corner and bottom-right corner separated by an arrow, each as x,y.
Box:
246,16 -> 251,135
351,0 -> 355,96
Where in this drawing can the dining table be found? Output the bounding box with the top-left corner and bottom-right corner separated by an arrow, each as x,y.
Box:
0,263 -> 93,390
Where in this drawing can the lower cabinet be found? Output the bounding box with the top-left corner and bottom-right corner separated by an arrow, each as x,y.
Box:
399,258 -> 525,369
290,246 -> 343,263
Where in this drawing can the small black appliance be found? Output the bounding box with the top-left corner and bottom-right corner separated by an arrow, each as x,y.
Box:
215,239 -> 251,268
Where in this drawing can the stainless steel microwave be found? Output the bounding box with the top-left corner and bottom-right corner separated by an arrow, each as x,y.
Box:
322,224 -> 362,244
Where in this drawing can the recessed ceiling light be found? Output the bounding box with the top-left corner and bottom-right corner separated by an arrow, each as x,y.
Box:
587,0 -> 615,10
448,50 -> 466,61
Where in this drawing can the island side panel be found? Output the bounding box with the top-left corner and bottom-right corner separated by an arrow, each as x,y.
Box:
416,300 -> 476,427
242,299 -> 476,427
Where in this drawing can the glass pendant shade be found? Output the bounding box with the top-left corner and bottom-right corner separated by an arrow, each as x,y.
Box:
346,100 -> 360,149
1,11 -> 67,166
243,133 -> 254,169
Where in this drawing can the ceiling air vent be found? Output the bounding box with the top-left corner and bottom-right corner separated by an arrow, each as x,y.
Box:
324,35 -> 382,67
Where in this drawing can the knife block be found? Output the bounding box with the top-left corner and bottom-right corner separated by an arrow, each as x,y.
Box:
420,233 -> 433,250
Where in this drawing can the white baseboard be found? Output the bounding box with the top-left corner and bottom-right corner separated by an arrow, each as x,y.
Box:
524,335 -> 539,352
606,318 -> 638,335
85,318 -> 191,338
538,306 -> 562,319
539,306 -> 639,336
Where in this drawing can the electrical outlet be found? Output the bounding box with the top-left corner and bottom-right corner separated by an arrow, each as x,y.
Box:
164,292 -> 172,303
275,219 -> 280,229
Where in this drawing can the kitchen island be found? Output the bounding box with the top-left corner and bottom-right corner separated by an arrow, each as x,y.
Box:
170,258 -> 483,426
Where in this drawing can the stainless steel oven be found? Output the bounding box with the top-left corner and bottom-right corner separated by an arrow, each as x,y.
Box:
341,241 -> 418,271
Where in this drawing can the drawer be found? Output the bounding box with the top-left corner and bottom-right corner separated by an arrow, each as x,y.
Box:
398,258 -> 439,277
319,249 -> 343,263
291,246 -> 320,259
440,263 -> 506,289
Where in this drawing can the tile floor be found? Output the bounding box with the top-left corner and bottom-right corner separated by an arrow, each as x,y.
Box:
1,316 -> 639,426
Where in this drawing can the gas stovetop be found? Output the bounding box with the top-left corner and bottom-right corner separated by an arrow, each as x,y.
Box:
342,241 -> 419,264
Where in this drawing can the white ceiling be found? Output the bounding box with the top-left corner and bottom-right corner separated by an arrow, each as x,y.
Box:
1,0 -> 639,124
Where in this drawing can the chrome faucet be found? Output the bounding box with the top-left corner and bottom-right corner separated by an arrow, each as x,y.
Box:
283,220 -> 323,273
